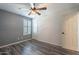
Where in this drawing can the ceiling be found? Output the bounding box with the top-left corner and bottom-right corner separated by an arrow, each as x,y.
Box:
0,3 -> 35,17
48,3 -> 79,17
0,3 -> 79,18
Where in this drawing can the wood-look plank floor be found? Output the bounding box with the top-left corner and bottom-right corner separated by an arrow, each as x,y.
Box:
0,39 -> 79,55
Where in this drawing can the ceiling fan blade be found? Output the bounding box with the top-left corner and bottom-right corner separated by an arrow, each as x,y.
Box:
34,11 -> 41,15
28,11 -> 32,15
36,7 -> 47,10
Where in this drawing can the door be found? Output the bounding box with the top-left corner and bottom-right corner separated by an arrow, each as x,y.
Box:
62,14 -> 77,51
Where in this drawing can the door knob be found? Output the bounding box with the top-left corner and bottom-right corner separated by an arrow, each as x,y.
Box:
62,32 -> 64,34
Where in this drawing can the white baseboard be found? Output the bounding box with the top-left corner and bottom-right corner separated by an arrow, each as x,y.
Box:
0,39 -> 31,48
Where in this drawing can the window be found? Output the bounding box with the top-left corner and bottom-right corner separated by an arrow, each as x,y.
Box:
23,19 -> 32,36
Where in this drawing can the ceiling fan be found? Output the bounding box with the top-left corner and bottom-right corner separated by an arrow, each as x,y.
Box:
19,3 -> 47,15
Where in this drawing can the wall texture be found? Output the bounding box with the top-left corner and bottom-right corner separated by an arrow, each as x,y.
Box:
0,10 -> 32,46
32,4 -> 64,46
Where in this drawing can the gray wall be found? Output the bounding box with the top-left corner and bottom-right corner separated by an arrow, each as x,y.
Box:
0,10 -> 32,46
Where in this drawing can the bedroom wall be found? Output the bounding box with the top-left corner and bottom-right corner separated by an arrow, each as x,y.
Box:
0,9 -> 32,46
32,4 -> 64,46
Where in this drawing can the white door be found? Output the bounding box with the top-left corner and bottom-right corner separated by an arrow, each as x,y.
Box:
62,14 -> 77,51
